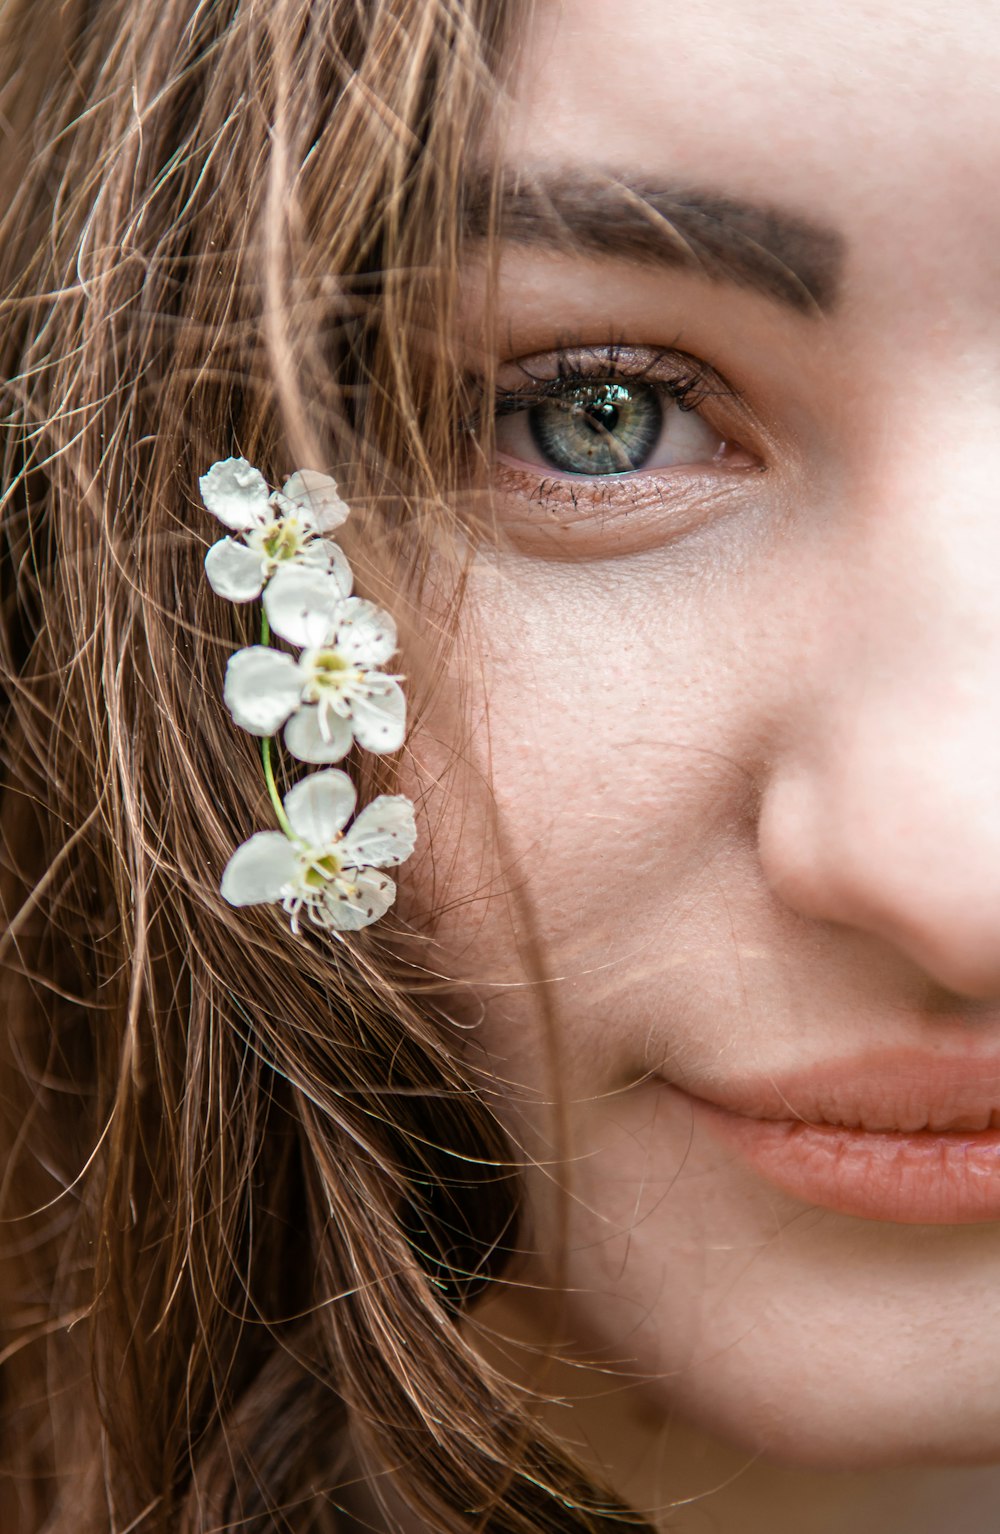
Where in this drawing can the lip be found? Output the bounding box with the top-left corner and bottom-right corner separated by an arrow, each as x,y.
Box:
669,1048 -> 1000,1225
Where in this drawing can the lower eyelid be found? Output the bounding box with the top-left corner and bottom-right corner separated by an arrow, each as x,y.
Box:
495,440 -> 758,485
487,456 -> 764,562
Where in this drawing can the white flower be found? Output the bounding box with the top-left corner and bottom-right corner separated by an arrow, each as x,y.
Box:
222,567 -> 406,763
200,457 -> 353,602
220,769 -> 417,932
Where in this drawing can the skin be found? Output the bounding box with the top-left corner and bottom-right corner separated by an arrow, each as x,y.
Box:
405,1 -> 1000,1526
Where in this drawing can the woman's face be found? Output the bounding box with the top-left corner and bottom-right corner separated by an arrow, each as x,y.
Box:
412,0 -> 1000,1475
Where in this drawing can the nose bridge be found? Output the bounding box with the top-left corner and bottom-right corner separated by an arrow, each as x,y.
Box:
758,432 -> 1000,998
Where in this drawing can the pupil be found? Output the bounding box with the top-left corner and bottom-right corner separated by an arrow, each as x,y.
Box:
583,397 -> 621,435
528,381 -> 663,476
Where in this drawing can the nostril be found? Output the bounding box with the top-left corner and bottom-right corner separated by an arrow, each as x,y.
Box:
756,770 -> 849,922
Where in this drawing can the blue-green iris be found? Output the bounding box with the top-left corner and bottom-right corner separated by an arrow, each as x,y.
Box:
529,381 -> 664,475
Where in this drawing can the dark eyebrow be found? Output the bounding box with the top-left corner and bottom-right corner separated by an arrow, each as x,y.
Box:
464,170 -> 845,317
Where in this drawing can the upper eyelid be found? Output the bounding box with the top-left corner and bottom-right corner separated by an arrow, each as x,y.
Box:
490,343 -> 742,413
458,342 -> 759,460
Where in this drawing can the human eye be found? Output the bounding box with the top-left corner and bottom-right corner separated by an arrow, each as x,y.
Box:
493,344 -> 756,479
474,342 -> 766,559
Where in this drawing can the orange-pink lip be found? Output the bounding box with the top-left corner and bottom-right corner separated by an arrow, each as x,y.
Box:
667,1048 -> 1000,1225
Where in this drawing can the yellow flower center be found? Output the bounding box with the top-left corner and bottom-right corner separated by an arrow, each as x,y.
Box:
312,648 -> 350,679
303,852 -> 342,888
262,516 -> 305,562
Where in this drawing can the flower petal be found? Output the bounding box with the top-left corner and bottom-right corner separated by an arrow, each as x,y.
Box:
283,704 -> 353,764
200,457 -> 272,530
340,795 -> 416,868
297,539 -> 354,597
221,832 -> 299,906
330,598 -> 397,666
283,768 -> 356,846
349,680 -> 407,753
280,469 -> 350,534
263,567 -> 345,648
204,537 -> 265,601
319,870 -> 396,931
224,647 -> 302,735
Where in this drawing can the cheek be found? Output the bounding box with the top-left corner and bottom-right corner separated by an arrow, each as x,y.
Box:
398,546 -> 775,1085
475,1075 -> 1000,1471
400,550 -> 1000,1469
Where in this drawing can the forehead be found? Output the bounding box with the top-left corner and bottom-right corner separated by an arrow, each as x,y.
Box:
503,1 -> 1000,233
496,0 -> 1000,338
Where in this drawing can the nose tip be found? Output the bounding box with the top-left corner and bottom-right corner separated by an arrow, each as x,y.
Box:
758,736 -> 1000,1001
753,426 -> 1000,1004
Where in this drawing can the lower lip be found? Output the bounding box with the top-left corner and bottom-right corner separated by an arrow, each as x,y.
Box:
686,1093 -> 1000,1224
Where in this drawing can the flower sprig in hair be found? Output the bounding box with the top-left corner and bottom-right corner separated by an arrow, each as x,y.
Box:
202,457 -> 416,932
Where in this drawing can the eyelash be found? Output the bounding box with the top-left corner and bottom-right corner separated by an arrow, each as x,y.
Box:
491,342 -> 730,424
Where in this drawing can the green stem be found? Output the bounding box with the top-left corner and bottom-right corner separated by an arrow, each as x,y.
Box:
259,609 -> 296,840
262,735 -> 295,838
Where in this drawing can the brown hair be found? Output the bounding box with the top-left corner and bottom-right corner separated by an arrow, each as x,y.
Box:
0,0 -> 651,1528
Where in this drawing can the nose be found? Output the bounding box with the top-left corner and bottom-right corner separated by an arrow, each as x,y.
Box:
757,433 -> 1000,1000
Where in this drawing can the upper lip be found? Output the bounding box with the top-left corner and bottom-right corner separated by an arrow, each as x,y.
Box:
668,1046 -> 1000,1133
